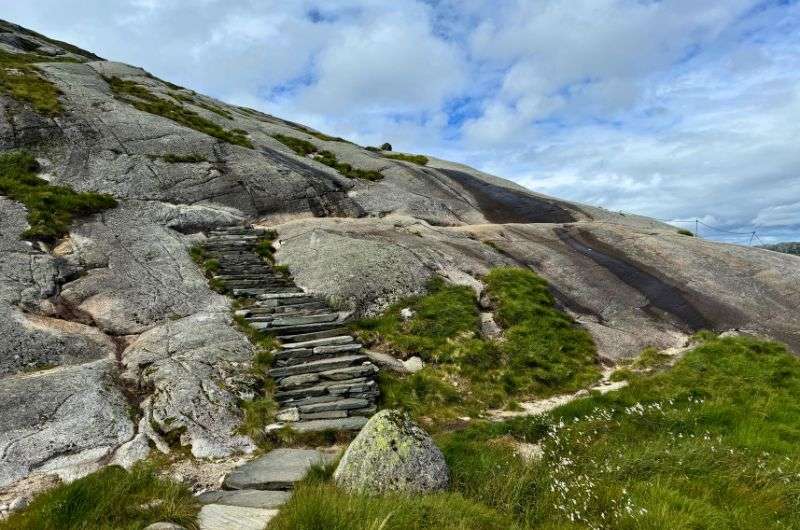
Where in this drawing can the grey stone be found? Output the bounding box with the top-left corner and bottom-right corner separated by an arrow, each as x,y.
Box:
283,335 -> 354,349
314,343 -> 362,354
144,523 -> 187,530
196,489 -> 291,509
291,416 -> 369,433
298,398 -> 370,413
0,360 -> 135,487
223,448 -> 330,490
198,504 -> 278,530
121,312 -> 256,458
365,350 -> 408,373
334,409 -> 449,494
269,355 -> 367,378
276,408 -> 299,422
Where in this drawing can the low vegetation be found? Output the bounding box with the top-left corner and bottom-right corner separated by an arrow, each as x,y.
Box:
0,150 -> 117,242
0,463 -> 199,530
170,91 -> 234,119
105,76 -> 252,148
677,228 -> 695,236
384,152 -> 429,166
0,49 -> 78,116
354,268 -> 600,427
272,334 -> 800,529
272,134 -> 383,181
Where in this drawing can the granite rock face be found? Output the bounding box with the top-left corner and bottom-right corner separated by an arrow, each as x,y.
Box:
0,19 -> 798,498
334,410 -> 449,494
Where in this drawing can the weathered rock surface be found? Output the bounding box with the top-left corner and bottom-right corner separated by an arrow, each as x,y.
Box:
0,360 -> 135,488
334,409 -> 449,494
196,489 -> 291,509
198,504 -> 277,530
0,19 -> 798,498
223,448 -> 330,491
121,312 -> 256,458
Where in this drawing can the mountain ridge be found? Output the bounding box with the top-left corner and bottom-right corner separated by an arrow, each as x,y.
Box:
0,19 -> 799,503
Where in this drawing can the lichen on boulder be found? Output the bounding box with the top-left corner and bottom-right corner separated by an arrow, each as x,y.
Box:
333,409 -> 449,494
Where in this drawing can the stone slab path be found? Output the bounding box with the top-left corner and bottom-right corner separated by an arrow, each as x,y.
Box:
197,448 -> 335,530
201,226 -> 379,432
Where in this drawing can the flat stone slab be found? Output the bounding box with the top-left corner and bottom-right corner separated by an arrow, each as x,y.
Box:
291,416 -> 369,433
198,504 -> 277,530
269,354 -> 367,378
196,489 -> 291,509
283,335 -> 354,349
223,448 -> 329,490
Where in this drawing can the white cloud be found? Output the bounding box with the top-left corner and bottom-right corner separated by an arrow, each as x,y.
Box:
3,0 -> 800,241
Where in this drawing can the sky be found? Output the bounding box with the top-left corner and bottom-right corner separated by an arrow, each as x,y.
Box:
6,1 -> 800,243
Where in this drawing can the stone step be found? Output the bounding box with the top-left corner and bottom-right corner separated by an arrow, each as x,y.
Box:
209,227 -> 269,235
244,308 -> 339,323
250,312 -> 340,328
277,387 -> 378,408
233,287 -> 303,297
257,292 -> 313,301
277,363 -> 378,391
250,320 -> 343,335
291,416 -> 369,433
278,327 -> 349,343
205,236 -> 261,243
255,296 -> 321,308
234,302 -> 326,318
223,281 -> 296,290
198,504 -> 277,530
275,378 -> 374,401
196,489 -> 291,509
214,274 -> 286,281
274,339 -> 358,359
269,354 -> 367,379
280,335 -> 355,350
223,448 -> 333,491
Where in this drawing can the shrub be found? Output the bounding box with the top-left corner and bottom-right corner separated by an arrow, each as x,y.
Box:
272,134 -> 383,181
380,142 -> 392,151
0,150 -> 117,242
677,229 -> 695,236
384,153 -> 429,166
0,463 -> 199,530
105,76 -> 252,148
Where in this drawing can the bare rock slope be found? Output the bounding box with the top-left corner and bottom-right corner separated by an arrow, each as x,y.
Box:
1,19 -> 798,494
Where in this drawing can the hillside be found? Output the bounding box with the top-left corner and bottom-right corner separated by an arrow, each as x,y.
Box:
1,19 -> 800,528
759,242 -> 800,256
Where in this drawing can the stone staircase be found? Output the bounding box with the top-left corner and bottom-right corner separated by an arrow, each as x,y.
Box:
201,226 -> 379,433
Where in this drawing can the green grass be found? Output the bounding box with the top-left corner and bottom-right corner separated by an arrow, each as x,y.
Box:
105,77 -> 252,148
268,482 -> 517,530
0,150 -> 117,242
353,269 -> 600,426
677,229 -> 695,237
269,335 -> 800,529
0,463 -> 199,530
0,49 -> 78,116
272,134 -> 383,181
384,153 -> 429,166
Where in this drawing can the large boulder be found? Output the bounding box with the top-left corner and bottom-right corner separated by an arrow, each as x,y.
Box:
333,409 -> 449,494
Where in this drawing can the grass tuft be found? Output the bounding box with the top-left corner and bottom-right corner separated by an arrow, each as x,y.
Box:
105,77 -> 252,148
354,269 -> 600,427
0,49 -> 79,116
0,463 -> 199,530
677,229 -> 695,236
272,134 -> 383,181
0,150 -> 117,242
384,153 -> 429,166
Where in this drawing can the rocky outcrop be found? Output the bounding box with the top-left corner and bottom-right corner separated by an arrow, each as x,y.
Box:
0,19 -> 798,498
333,410 -> 449,494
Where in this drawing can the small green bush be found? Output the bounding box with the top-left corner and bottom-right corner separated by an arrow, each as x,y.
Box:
384,152 -> 429,166
105,77 -> 252,148
0,463 -> 199,530
381,142 -> 393,151
678,229 -> 695,236
0,150 -> 117,242
272,134 -> 383,181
